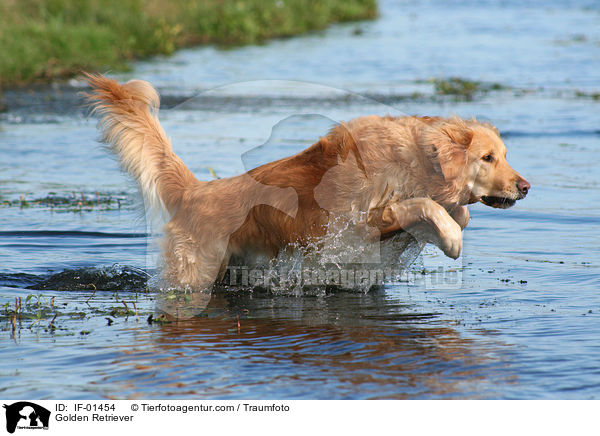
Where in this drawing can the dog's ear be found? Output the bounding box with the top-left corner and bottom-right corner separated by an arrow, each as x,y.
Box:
441,122 -> 474,148
428,120 -> 473,182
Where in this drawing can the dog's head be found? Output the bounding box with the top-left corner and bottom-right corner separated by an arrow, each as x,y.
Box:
428,118 -> 530,208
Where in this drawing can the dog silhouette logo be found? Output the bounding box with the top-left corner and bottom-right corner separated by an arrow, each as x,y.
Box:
3,402 -> 50,433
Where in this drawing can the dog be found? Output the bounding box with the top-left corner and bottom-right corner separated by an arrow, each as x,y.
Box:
86,74 -> 530,290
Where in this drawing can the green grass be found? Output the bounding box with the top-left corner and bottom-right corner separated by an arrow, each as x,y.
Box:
0,0 -> 377,87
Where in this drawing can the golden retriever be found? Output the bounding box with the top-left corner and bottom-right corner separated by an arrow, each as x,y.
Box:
86,74 -> 530,290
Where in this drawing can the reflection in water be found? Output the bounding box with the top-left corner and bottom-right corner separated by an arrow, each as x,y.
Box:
97,290 -> 513,399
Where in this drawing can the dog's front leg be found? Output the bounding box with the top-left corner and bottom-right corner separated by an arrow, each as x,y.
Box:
368,197 -> 463,259
448,205 -> 470,230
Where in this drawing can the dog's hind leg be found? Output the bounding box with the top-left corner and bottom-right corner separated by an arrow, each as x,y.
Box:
368,197 -> 463,259
162,225 -> 230,289
216,250 -> 232,283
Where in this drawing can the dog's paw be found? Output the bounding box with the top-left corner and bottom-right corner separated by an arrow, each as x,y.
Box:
439,220 -> 463,259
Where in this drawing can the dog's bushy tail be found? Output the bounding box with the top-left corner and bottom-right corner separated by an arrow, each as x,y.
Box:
85,73 -> 198,215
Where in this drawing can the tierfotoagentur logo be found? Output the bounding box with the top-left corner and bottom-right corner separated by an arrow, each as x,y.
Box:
3,402 -> 50,433
225,262 -> 463,291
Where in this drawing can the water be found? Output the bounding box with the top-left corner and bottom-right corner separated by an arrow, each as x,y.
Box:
1,0 -> 600,399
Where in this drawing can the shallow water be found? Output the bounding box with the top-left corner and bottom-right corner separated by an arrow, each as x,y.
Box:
1,0 -> 599,399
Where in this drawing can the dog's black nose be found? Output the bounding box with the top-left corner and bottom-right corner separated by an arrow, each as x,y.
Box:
517,178 -> 530,196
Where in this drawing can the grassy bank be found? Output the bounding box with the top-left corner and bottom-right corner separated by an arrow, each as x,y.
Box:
0,0 -> 377,87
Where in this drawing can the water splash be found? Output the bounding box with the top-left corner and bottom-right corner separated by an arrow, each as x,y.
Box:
223,216 -> 425,295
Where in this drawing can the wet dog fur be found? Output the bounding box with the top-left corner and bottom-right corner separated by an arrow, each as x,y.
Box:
86,74 -> 530,289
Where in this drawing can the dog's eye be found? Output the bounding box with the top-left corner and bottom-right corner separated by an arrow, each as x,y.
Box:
481,154 -> 494,162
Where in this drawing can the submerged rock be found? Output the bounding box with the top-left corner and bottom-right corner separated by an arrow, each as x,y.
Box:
28,265 -> 149,292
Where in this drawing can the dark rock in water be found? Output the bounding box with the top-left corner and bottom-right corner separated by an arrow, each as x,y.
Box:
0,272 -> 41,288
28,265 -> 149,292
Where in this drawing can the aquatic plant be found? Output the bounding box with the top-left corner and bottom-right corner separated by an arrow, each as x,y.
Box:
431,77 -> 505,101
574,90 -> 600,101
0,191 -> 134,212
